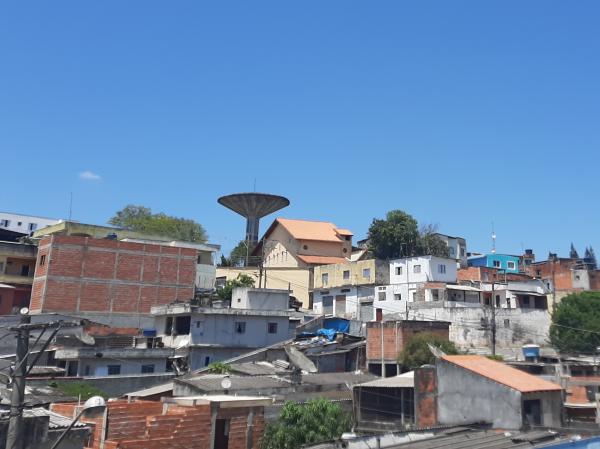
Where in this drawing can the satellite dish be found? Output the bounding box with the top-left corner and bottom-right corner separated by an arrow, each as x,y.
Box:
20,307 -> 29,316
285,345 -> 317,373
221,377 -> 232,390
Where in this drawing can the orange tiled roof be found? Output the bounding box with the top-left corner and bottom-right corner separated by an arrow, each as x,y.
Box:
276,218 -> 349,243
297,255 -> 348,265
441,355 -> 562,393
335,228 -> 353,236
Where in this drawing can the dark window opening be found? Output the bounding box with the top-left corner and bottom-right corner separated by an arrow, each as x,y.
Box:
40,255 -> 46,266
523,399 -> 542,427
107,365 -> 121,375
175,316 -> 191,335
165,317 -> 173,335
268,323 -> 278,334
141,364 -> 155,374
235,322 -> 246,334
20,265 -> 30,277
204,356 -> 211,366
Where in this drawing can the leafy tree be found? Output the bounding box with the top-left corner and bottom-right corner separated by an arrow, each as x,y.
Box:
49,381 -> 108,400
216,273 -> 255,301
368,210 -> 420,259
260,399 -> 351,449
398,332 -> 459,370
218,240 -> 257,267
109,205 -> 207,243
549,291 -> 600,353
207,362 -> 232,374
368,210 -> 449,259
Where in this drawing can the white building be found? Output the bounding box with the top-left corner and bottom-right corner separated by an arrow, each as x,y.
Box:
434,233 -> 468,268
152,288 -> 299,371
374,256 -> 459,319
0,212 -> 61,235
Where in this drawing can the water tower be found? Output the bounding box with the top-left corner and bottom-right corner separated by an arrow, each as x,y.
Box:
218,193 -> 290,244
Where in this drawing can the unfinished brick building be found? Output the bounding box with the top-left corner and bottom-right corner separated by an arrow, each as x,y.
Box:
30,235 -> 197,314
366,320 -> 450,377
51,397 -> 269,449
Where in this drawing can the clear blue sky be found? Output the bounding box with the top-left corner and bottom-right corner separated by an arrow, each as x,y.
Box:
1,1 -> 599,258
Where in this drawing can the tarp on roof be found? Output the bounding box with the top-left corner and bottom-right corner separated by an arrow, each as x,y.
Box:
316,329 -> 337,341
323,318 -> 350,333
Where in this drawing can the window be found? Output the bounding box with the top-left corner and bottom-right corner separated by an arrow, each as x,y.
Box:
460,246 -> 466,257
413,265 -> 421,274
268,322 -> 278,334
432,290 -> 439,301
523,399 -> 542,427
412,291 -> 417,301
495,295 -> 500,307
165,317 -> 173,335
395,266 -> 403,275
17,221 -> 22,227
438,264 -> 446,274
0,220 -> 10,227
506,298 -> 511,308
235,322 -> 246,334
575,274 -> 581,281
394,294 -> 401,301
341,288 -> 351,293
378,291 -> 386,301
343,270 -> 350,280
141,364 -> 155,374
107,365 -> 121,375
20,266 -> 30,277
449,247 -> 455,256
504,319 -> 510,328
28,223 -> 37,231
522,296 -> 530,307
175,316 -> 191,335
84,365 -> 90,376
536,270 -> 541,277
303,245 -> 308,250
321,273 -> 329,286
493,260 -> 501,268
39,254 -> 46,266
507,261 -> 516,270
362,268 -> 371,278
204,356 -> 211,367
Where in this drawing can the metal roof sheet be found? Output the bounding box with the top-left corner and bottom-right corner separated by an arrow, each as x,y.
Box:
355,371 -> 414,388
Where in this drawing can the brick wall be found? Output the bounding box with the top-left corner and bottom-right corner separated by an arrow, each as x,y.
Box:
52,400 -> 265,449
414,366 -> 438,427
31,235 -> 197,313
366,321 -> 450,362
458,266 -> 533,283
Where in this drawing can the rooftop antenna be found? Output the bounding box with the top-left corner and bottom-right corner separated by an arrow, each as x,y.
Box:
491,222 -> 496,254
68,192 -> 73,221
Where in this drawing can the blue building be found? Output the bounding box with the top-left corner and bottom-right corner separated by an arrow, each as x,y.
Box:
467,253 -> 521,273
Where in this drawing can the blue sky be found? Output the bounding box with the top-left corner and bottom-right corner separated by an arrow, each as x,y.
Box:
1,1 -> 599,258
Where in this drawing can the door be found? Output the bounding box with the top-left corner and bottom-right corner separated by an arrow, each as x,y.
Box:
522,399 -> 542,427
376,308 -> 383,321
335,295 -> 346,316
214,419 -> 229,449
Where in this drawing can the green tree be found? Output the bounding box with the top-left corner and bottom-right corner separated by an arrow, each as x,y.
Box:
368,210 -> 420,259
367,210 -> 449,259
260,399 -> 351,449
549,291 -> 600,353
216,274 -> 255,301
218,240 -> 257,267
398,332 -> 459,370
109,205 -> 207,243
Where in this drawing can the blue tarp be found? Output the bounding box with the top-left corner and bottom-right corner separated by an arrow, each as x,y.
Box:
323,318 -> 350,333
316,328 -> 337,341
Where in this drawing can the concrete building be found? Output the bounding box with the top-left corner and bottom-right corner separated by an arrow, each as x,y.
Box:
216,266 -> 311,309
0,211 -> 61,235
365,320 -> 450,376
30,234 -> 198,314
52,324 -> 173,377
312,259 -> 389,320
434,233 -> 467,268
527,254 -> 600,309
0,240 -> 37,314
374,256 -> 460,320
468,253 -> 522,274
418,355 -> 563,429
255,218 -> 353,268
152,288 -> 298,371
51,396 -> 270,449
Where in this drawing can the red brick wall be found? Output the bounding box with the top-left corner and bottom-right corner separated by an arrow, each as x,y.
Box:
367,321 -> 450,362
526,260 -> 576,291
458,266 -> 533,283
52,400 -> 266,449
31,235 -> 197,313
415,366 -> 438,427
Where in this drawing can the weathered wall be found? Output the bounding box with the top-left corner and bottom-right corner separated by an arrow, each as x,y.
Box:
407,303 -> 550,356
313,259 -> 388,290
436,358 -> 523,429
31,235 -> 197,314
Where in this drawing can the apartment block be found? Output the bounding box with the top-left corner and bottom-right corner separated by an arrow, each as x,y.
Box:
30,234 -> 197,314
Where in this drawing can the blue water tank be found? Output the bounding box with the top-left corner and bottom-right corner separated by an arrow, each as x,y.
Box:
522,344 -> 540,360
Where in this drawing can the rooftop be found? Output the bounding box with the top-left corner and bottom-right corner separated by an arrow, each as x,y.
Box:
355,371 -> 414,389
269,218 -> 351,243
441,355 -> 562,393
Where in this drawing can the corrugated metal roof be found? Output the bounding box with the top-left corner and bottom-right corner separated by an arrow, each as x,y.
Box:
0,408 -> 89,429
441,356 -> 562,393
181,375 -> 291,392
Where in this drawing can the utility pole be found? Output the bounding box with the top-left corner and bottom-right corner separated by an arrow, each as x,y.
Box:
6,312 -> 31,449
491,281 -> 496,357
